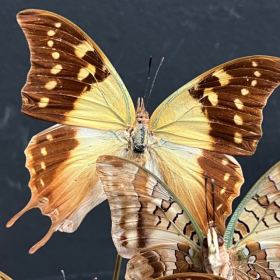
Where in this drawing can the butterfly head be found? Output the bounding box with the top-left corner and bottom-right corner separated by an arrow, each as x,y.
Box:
203,227 -> 224,255
131,98 -> 150,153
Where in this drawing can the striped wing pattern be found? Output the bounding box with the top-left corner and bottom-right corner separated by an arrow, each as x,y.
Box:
155,273 -> 227,280
224,161 -> 280,279
96,155 -> 204,276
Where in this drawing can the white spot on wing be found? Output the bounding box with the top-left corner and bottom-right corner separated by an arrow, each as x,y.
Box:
51,64 -> 63,75
234,98 -> 244,110
44,80 -> 57,90
241,88 -> 249,95
41,162 -> 46,170
46,134 -> 53,141
47,30 -> 55,36
234,132 -> 243,144
254,71 -> 261,77
55,22 -> 61,28
47,40 -> 54,47
223,173 -> 230,181
251,80 -> 257,86
38,97 -> 49,108
41,147 -> 47,156
222,158 -> 228,165
234,114 -> 243,125
52,52 -> 60,59
252,61 -> 258,67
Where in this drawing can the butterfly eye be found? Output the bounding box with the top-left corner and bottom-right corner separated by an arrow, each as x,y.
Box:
202,237 -> 208,248
217,234 -> 224,247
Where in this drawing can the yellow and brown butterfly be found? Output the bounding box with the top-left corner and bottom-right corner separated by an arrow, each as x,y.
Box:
96,155 -> 280,280
7,9 -> 280,253
0,272 -> 12,280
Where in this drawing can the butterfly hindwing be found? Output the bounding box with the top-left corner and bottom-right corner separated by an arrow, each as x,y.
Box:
7,125 -> 126,253
151,141 -> 243,234
18,9 -> 135,130
224,161 -> 280,279
96,156 -> 204,261
150,56 -> 280,156
126,243 -> 203,279
154,273 -> 227,280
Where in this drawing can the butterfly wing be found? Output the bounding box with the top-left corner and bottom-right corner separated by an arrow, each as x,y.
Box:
17,9 -> 135,129
7,125 -> 126,253
150,56 -> 280,235
150,56 -> 280,156
152,273 -> 227,280
151,142 -> 243,234
224,161 -> 280,279
0,272 -> 12,280
96,156 -> 205,277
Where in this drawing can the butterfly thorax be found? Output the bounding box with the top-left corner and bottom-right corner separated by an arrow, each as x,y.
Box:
126,98 -> 151,166
203,227 -> 233,279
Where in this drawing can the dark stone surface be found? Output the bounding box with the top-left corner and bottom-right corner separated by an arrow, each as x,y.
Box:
0,0 -> 280,279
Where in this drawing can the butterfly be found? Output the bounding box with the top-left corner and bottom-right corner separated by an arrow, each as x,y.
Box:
7,9 -> 280,253
97,155 -> 280,279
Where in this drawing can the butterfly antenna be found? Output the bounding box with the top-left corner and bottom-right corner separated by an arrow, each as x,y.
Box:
204,173 -> 210,228
146,57 -> 165,107
143,56 -> 153,100
211,179 -> 216,227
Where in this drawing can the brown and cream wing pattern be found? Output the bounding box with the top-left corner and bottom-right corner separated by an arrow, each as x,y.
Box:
18,9 -> 135,130
125,243 -> 203,279
96,156 -> 204,260
7,125 -> 126,253
152,273 -> 227,280
151,143 -> 243,234
224,161 -> 280,279
150,56 -> 280,156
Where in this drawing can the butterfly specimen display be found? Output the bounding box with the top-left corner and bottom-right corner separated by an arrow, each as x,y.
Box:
97,155 -> 280,280
7,9 -> 280,254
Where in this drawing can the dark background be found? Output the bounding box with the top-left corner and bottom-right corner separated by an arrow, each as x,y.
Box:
1,1 -> 280,279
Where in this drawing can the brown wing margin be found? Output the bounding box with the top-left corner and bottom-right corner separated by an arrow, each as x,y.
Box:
17,9 -> 135,129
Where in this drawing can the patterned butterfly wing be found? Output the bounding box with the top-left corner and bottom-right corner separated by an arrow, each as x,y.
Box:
151,142 -> 243,234
224,161 -> 280,279
96,156 -> 205,278
17,9 -> 135,130
150,56 -> 280,235
150,56 -> 280,156
7,125 -> 126,253
153,273 -> 227,280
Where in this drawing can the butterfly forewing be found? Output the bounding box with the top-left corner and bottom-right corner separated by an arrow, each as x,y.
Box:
18,9 -> 135,130
7,125 -> 126,253
96,155 -> 203,261
150,56 -> 280,156
0,272 -> 12,280
224,161 -> 280,279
